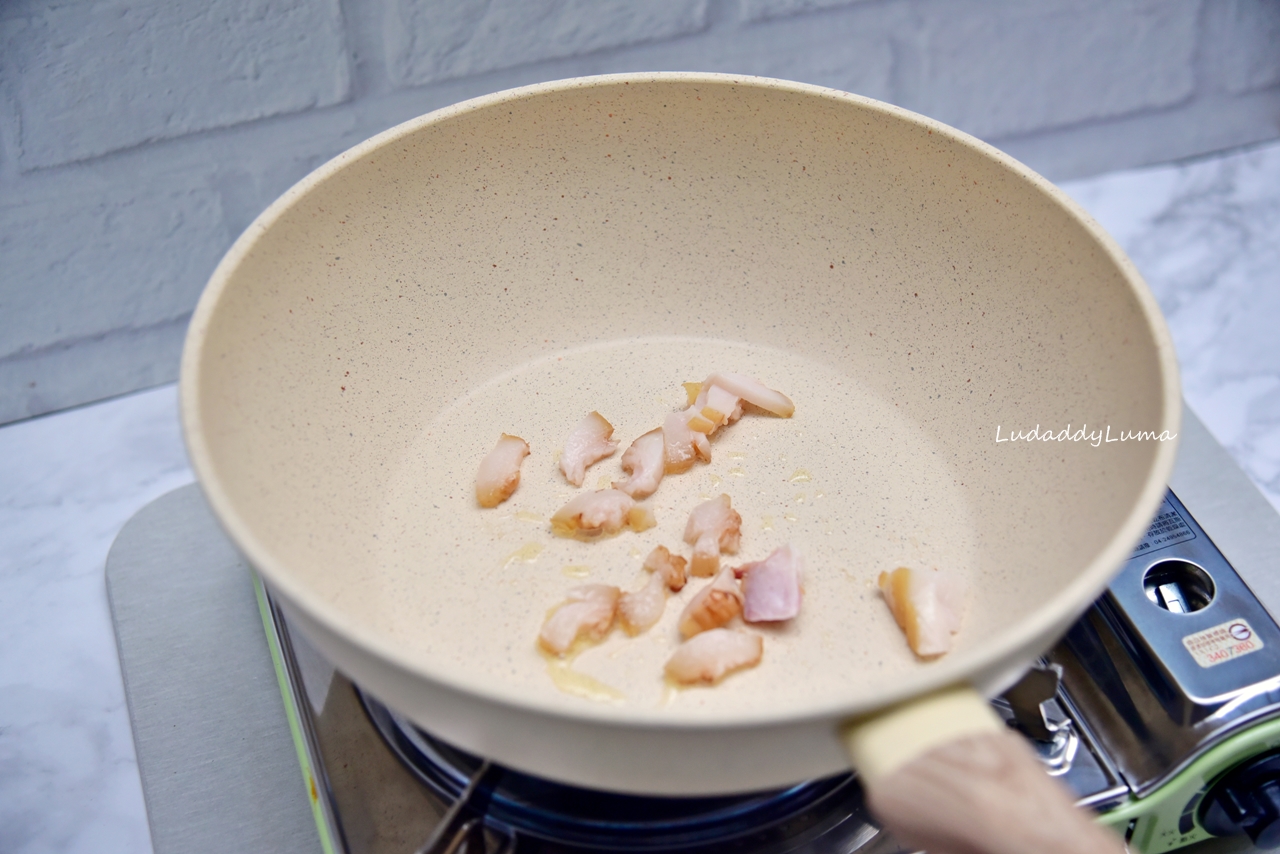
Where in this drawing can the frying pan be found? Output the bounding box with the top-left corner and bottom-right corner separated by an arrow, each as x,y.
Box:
180,74 -> 1179,813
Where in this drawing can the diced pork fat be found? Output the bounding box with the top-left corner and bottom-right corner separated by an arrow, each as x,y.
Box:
691,430 -> 711,462
695,383 -> 743,432
643,544 -> 688,592
877,566 -> 965,658
613,428 -> 665,499
662,411 -> 701,473
683,405 -> 717,435
550,489 -> 654,539
538,584 -> 621,656
665,629 -> 763,684
683,494 -> 743,577
475,434 -> 530,508
618,572 -> 668,636
677,568 -> 744,638
559,411 -> 618,486
704,372 -> 794,418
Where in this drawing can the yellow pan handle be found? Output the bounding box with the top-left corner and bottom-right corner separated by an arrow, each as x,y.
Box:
841,685 -> 1128,854
840,684 -> 1002,786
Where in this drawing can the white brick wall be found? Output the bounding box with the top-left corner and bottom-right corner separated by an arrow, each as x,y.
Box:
740,0 -> 876,24
1,0 -> 1278,423
4,0 -> 351,170
1205,0 -> 1280,94
898,0 -> 1199,139
0,175 -> 225,351
386,0 -> 710,86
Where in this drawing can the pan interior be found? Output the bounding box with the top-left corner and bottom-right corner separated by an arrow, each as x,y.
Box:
377,335 -> 976,715
188,76 -> 1171,724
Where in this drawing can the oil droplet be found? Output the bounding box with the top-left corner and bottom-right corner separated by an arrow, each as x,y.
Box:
794,493 -> 806,504
545,656 -> 625,704
502,542 -> 543,568
789,469 -> 811,483
814,491 -> 825,500
562,565 -> 591,578
761,515 -> 775,532
727,450 -> 746,461
629,546 -> 642,559
516,510 -> 545,523
708,474 -> 722,489
596,474 -> 613,489
784,512 -> 799,523
728,467 -> 746,478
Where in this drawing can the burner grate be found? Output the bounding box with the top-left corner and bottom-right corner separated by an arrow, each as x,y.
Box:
360,690 -> 884,853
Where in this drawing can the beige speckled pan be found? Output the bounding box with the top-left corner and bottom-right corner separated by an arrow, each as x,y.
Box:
181,73 -> 1180,796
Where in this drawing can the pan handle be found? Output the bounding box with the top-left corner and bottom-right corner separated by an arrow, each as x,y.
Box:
841,686 -> 1127,854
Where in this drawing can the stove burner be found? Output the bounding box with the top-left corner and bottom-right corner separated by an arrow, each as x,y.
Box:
359,690 -> 886,853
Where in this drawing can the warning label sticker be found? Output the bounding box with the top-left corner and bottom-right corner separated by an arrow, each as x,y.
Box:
1131,497 -> 1196,559
1182,619 -> 1264,669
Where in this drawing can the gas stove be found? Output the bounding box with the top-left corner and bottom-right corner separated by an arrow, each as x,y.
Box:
257,581 -> 898,854
107,406 -> 1280,854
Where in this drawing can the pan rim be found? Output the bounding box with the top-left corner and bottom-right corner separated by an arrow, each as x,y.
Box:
180,70 -> 1182,730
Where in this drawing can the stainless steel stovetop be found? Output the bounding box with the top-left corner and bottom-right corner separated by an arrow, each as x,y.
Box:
107,406 -> 1280,854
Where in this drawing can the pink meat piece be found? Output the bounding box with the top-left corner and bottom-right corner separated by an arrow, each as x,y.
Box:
738,544 -> 804,623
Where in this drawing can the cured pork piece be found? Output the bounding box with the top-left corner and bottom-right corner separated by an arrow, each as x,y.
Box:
643,544 -> 688,592
538,584 -> 621,656
662,410 -> 713,472
559,411 -> 618,486
698,383 -> 743,431
683,404 -> 717,435
475,434 -> 530,508
665,629 -> 763,684
705,372 -> 794,418
678,568 -> 744,638
618,572 -> 668,636
878,566 -> 965,658
683,494 -> 742,576
614,428 -> 665,499
550,489 -> 655,539
661,374 -> 790,475
738,544 -> 804,623
691,430 -> 711,462
662,411 -> 703,473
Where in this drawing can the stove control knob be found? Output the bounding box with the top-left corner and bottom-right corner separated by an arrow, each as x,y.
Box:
1200,753 -> 1280,848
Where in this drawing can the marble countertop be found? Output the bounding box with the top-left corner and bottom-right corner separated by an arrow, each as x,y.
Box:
2,140 -> 1277,854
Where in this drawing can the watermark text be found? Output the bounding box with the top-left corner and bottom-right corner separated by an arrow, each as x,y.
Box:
994,424 -> 1177,447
